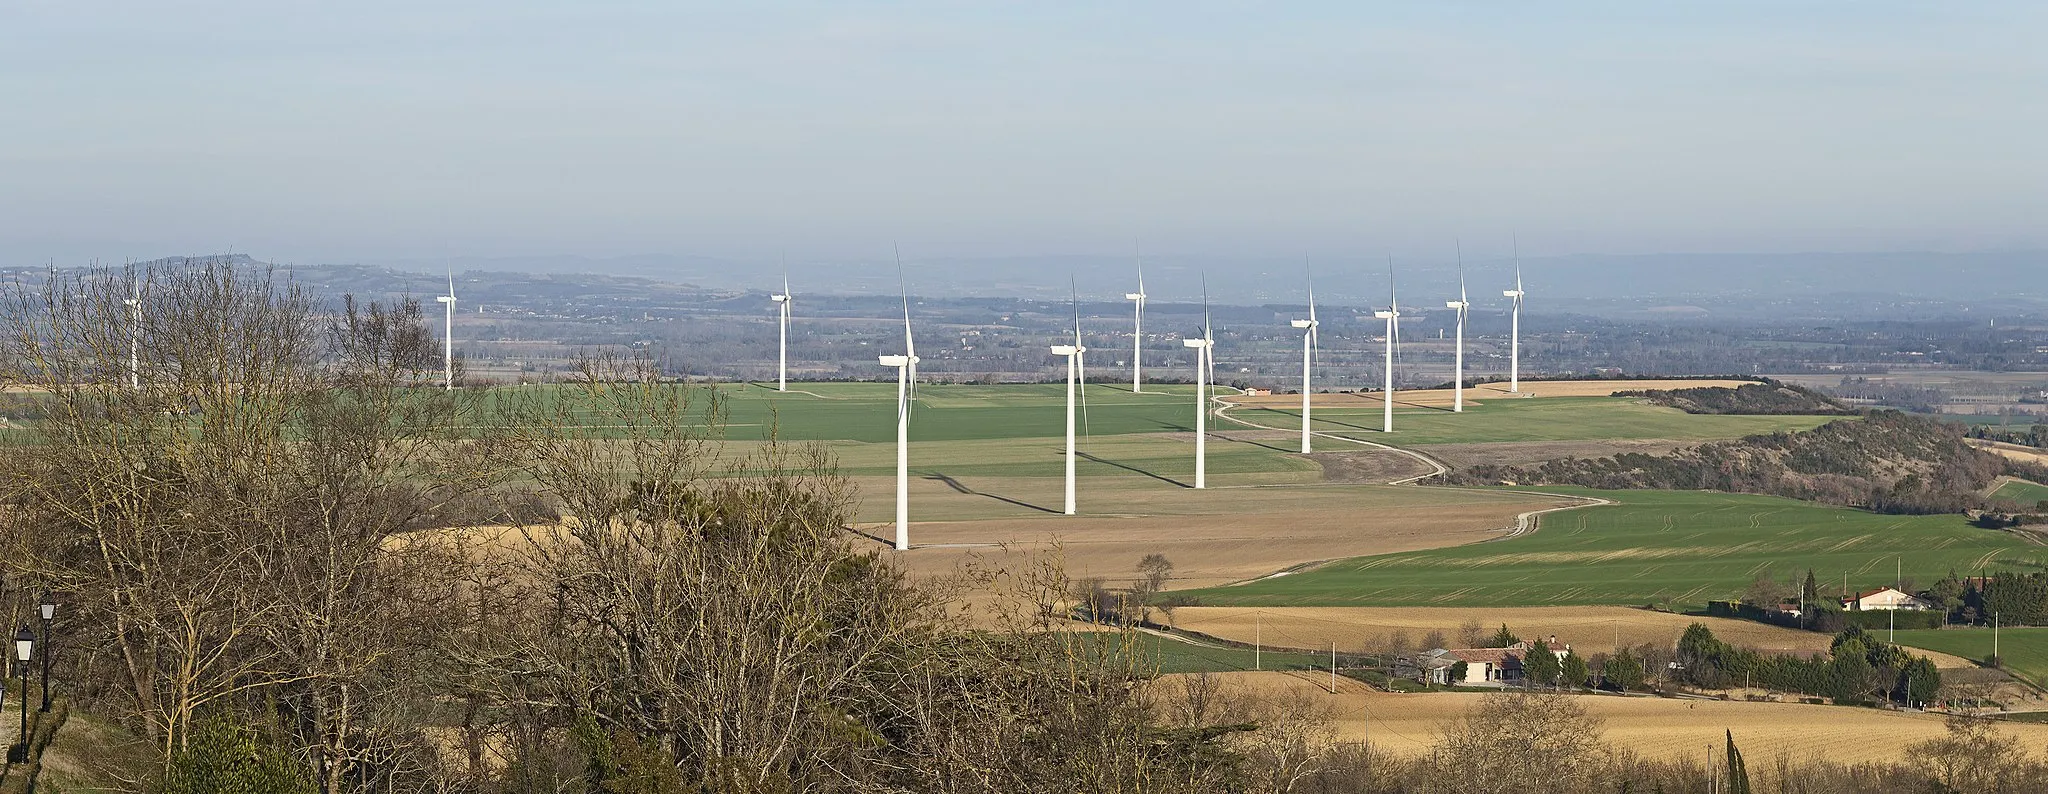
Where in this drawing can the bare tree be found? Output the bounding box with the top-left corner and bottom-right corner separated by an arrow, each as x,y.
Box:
1458,618 -> 1486,648
1435,691 -> 1606,792
1136,553 -> 1175,594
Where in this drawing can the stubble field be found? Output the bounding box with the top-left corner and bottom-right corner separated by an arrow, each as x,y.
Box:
1186,672 -> 2048,765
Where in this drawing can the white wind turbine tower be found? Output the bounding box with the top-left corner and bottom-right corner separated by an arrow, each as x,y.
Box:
1182,278 -> 1215,488
1123,263 -> 1146,393
124,282 -> 141,389
1504,265 -> 1525,394
1289,263 -> 1319,454
436,270 -> 457,390
878,269 -> 920,551
1374,265 -> 1401,433
1052,280 -> 1088,515
1446,251 -> 1470,412
770,273 -> 792,391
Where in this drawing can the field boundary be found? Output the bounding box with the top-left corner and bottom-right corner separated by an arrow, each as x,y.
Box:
1211,394 -> 1449,484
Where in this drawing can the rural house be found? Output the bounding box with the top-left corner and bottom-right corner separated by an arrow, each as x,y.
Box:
1416,639 -> 1572,685
1841,586 -> 1935,611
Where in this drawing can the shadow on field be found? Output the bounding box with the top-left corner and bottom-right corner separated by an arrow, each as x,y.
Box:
924,473 -> 1062,514
1076,450 -> 1190,488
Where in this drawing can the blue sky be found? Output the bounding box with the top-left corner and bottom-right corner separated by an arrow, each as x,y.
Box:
4,2 -> 2043,265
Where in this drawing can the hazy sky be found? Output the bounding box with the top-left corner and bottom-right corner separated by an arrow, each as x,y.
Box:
5,2 -> 2045,266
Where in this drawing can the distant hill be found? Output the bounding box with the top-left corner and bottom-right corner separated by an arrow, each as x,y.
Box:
1452,411 -> 2042,515
1615,381 -> 1855,416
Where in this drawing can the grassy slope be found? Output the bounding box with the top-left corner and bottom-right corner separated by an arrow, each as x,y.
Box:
1172,489 -> 2048,609
1995,478 -> 2048,507
1892,627 -> 2048,688
1237,396 -> 1838,446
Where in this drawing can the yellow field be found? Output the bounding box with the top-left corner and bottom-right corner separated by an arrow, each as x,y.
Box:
1183,671 -> 2048,765
1166,606 -> 1972,666
1230,379 -> 1762,411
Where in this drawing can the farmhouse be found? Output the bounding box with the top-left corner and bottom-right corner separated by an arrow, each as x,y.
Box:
1841,586 -> 1935,611
1416,639 -> 1572,685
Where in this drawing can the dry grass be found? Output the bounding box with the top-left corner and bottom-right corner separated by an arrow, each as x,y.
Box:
1166,606 -> 1978,668
1180,671 -> 2048,765
1974,439 -> 2048,467
1231,379 -> 1763,411
878,486 -> 1568,591
1421,439 -> 1699,469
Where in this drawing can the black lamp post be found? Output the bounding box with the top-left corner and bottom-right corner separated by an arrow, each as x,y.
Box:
36,593 -> 54,712
10,626 -> 30,762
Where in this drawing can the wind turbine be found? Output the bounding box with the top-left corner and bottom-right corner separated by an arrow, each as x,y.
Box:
1181,277 -> 1215,488
1446,248 -> 1470,412
770,272 -> 792,392
1374,264 -> 1401,433
879,265 -> 920,550
1052,279 -> 1087,515
1123,260 -> 1146,393
123,281 -> 141,389
1504,266 -> 1525,394
435,269 -> 456,390
1289,262 -> 1319,454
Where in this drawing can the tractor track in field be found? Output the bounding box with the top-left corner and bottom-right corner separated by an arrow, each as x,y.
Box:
1207,393 -> 1617,568
1211,393 -> 1448,484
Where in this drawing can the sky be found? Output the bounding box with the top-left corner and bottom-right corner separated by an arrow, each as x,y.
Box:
4,2 -> 2045,267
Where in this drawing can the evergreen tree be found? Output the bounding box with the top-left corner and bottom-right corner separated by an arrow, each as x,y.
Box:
1522,639 -> 1561,688
1602,650 -> 1645,691
1724,730 -> 1752,794
159,717 -> 314,794
1560,649 -> 1590,689
1489,623 -> 1519,647
1802,569 -> 1819,607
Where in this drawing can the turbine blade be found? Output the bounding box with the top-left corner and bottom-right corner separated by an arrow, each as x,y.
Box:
447,267 -> 456,299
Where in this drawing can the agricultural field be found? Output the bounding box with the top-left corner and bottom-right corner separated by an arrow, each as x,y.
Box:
1188,672 -> 2048,765
1892,627 -> 2048,688
1227,395 -> 1839,447
1169,606 -> 1846,658
1170,489 -> 2048,609
1089,631 -> 1335,674
1994,477 -> 2048,507
882,485 -> 1566,590
491,381 -> 1207,443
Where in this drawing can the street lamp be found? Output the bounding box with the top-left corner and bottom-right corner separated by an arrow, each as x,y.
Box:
37,593 -> 55,712
11,626 -> 30,762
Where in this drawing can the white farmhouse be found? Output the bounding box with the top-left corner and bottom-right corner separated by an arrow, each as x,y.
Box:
1842,586 -> 1935,611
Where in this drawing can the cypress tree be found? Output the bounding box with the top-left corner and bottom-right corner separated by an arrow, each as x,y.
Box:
1725,730 -> 1752,794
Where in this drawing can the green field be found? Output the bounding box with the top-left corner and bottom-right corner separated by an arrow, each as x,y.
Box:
1994,478 -> 2048,508
491,381 -> 1206,444
1171,489 -> 2048,609
1892,627 -> 2048,688
1236,396 -> 1839,446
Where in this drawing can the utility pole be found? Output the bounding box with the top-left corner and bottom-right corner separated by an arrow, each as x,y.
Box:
1255,612 -> 1262,672
1330,640 -> 1337,694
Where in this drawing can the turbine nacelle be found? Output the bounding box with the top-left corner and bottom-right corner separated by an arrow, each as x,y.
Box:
1124,292 -> 1145,301
770,294 -> 790,303
1290,319 -> 1316,329
878,355 -> 915,367
1182,339 -> 1211,349
436,296 -> 456,304
1503,289 -> 1525,299
1373,310 -> 1398,320
1445,300 -> 1469,310
1050,345 -> 1083,356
